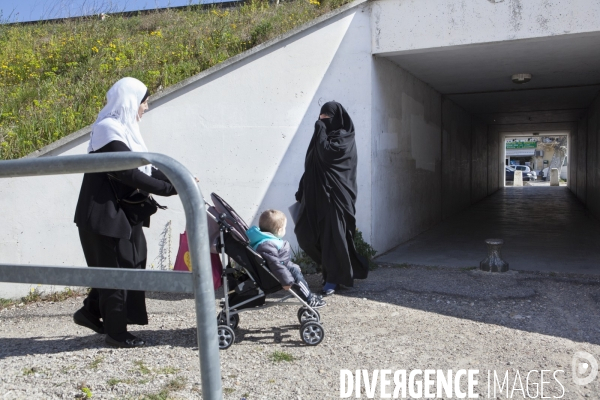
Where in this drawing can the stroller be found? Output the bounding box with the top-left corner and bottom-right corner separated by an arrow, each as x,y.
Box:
205,193 -> 325,349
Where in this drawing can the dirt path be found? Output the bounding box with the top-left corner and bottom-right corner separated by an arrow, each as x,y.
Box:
1,265 -> 599,399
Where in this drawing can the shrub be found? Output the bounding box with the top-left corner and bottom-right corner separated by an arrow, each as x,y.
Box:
291,246 -> 321,275
353,228 -> 377,270
291,228 -> 377,274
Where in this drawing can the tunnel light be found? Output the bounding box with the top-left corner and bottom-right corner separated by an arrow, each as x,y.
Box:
512,73 -> 532,84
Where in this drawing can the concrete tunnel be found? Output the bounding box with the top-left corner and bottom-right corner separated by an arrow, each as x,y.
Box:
2,0 -> 600,298
370,0 -> 600,274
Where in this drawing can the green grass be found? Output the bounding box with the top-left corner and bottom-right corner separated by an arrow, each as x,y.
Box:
270,350 -> 294,362
0,298 -> 12,309
0,0 -> 350,160
143,376 -> 187,399
163,376 -> 187,391
88,356 -> 103,370
143,390 -> 170,400
157,366 -> 179,375
134,360 -> 152,374
107,377 -> 134,386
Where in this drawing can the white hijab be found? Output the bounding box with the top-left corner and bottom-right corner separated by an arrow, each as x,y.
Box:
88,77 -> 152,175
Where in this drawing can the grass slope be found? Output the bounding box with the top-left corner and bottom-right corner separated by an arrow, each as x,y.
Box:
0,0 -> 349,160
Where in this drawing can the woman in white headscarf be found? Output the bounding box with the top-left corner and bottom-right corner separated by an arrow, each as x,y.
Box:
73,77 -> 177,348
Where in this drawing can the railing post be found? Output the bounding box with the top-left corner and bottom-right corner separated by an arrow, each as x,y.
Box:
0,152 -> 222,400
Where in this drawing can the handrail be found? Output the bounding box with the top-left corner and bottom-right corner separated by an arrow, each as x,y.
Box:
0,152 -> 222,400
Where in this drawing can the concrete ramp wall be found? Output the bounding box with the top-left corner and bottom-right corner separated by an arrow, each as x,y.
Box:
0,3 -> 373,298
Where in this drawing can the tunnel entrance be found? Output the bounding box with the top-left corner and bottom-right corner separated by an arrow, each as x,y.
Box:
503,133 -> 569,187
372,9 -> 600,274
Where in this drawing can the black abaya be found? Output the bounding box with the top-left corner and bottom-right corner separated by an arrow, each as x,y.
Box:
79,224 -> 148,339
294,102 -> 368,287
74,140 -> 176,340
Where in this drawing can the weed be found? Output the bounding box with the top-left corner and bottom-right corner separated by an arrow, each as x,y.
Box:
88,356 -> 103,370
353,229 -> 377,270
60,365 -> 76,374
81,387 -> 93,398
22,367 -> 35,375
157,366 -> 179,375
291,246 -> 320,274
46,287 -> 79,302
77,382 -> 92,398
134,360 -> 152,374
22,287 -> 42,304
0,298 -> 14,310
107,378 -> 133,386
224,387 -> 236,394
270,350 -> 294,362
164,376 -> 187,391
0,287 -> 87,310
143,390 -> 170,400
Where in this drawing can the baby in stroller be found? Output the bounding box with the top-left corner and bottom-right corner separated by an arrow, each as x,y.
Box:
246,209 -> 326,309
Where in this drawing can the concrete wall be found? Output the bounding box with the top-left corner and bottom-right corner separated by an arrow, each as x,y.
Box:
585,95 -> 600,219
487,126 -> 503,194
576,120 -> 588,203
370,58 -> 493,254
0,4 -> 373,298
371,0 -> 600,55
441,98 -> 472,219
370,57 -> 442,253
471,119 -> 488,204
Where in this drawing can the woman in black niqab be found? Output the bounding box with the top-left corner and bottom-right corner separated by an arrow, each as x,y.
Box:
294,101 -> 369,294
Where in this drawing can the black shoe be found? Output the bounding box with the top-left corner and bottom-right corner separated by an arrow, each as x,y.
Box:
73,309 -> 104,334
308,296 -> 326,309
105,333 -> 145,348
321,288 -> 335,297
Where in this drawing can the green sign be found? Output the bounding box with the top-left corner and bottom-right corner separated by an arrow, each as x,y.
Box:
506,141 -> 537,149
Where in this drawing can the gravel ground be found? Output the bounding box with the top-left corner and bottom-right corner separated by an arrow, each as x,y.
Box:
1,265 -> 599,399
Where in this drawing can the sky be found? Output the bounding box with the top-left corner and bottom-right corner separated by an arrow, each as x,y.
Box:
0,0 -> 230,23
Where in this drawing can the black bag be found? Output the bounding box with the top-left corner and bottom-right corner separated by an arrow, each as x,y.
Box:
107,174 -> 166,226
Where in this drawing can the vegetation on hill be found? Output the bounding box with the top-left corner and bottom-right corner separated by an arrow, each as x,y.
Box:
0,0 -> 349,160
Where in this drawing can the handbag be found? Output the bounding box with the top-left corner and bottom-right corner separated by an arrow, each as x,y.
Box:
174,231 -> 223,290
107,173 -> 167,226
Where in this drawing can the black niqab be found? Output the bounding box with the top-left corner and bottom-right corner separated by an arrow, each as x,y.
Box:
294,101 -> 368,287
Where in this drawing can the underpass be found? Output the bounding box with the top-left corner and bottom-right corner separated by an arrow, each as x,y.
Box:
378,186 -> 600,274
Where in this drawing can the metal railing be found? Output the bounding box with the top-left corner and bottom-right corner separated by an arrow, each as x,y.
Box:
0,152 -> 222,400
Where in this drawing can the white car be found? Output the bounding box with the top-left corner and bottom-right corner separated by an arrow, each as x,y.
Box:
513,165 -> 537,180
542,164 -> 568,181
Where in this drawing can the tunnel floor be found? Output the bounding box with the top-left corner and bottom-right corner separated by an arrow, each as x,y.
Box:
377,187 -> 600,274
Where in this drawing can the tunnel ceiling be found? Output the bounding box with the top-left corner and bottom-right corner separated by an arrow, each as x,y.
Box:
386,32 -> 600,125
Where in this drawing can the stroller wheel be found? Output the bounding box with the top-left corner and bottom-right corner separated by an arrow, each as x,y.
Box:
299,321 -> 325,346
217,311 -> 239,330
297,307 -> 320,324
217,325 -> 235,350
